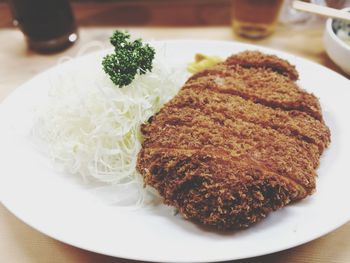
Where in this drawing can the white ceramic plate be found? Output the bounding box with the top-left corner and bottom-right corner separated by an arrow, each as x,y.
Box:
1,40 -> 350,263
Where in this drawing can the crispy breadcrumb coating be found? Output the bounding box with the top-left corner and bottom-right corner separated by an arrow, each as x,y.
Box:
136,51 -> 330,229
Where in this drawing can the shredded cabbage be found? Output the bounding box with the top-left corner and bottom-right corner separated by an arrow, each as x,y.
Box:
31,51 -> 188,207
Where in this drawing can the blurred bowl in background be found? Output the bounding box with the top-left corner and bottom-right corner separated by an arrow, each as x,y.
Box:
323,7 -> 350,75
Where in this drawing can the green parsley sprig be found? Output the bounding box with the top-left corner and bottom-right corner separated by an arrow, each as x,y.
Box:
102,30 -> 155,87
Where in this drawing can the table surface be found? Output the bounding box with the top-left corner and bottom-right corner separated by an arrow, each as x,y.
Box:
1,2 -> 350,263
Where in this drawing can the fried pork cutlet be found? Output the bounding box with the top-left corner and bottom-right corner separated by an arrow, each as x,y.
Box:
137,51 -> 331,229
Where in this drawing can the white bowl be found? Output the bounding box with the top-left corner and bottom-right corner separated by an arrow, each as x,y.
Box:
323,8 -> 350,75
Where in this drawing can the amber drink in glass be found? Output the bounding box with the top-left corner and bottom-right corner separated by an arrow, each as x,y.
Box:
231,0 -> 284,38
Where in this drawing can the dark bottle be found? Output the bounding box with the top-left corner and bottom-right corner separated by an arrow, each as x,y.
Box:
8,0 -> 78,53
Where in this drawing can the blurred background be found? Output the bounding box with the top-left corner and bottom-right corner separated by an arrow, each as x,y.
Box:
0,0 -> 232,27
0,0 -> 348,27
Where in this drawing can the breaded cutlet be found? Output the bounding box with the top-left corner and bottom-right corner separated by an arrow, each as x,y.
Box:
137,51 -> 331,229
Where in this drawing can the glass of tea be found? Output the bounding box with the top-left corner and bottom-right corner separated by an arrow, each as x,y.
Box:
231,0 -> 284,39
8,0 -> 78,53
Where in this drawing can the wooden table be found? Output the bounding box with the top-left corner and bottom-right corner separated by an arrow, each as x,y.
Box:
1,2 -> 350,263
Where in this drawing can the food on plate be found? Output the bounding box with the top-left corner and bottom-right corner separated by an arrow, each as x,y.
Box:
32,32 -> 187,206
137,51 -> 331,229
102,30 -> 156,87
187,53 -> 223,74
